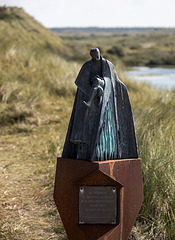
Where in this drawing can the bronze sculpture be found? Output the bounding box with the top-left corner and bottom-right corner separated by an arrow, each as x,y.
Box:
55,49 -> 143,240
62,48 -> 138,161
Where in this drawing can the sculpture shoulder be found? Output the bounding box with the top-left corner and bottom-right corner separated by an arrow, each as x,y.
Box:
75,60 -> 92,96
75,60 -> 91,83
79,60 -> 91,72
106,59 -> 128,93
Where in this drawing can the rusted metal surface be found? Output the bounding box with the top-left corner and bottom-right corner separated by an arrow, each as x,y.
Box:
54,157 -> 143,240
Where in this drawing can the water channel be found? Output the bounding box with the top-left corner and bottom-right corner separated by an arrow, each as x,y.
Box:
124,67 -> 175,90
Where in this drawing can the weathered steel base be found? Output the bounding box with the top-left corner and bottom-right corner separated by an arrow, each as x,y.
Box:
54,157 -> 143,240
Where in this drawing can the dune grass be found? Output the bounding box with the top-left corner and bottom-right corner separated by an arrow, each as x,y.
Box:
0,6 -> 175,240
0,52 -> 77,126
0,7 -> 78,127
123,78 -> 175,239
54,28 -> 175,67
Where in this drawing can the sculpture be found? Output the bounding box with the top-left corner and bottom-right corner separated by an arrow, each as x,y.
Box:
62,48 -> 138,161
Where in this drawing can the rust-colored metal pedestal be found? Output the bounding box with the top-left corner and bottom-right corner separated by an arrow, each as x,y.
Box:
54,158 -> 143,240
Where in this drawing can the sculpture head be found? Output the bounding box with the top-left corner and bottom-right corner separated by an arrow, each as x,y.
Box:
90,48 -> 101,61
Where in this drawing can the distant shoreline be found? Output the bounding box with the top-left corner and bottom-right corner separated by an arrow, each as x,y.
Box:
50,27 -> 175,33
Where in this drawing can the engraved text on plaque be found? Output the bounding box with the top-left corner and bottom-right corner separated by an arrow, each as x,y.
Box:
79,186 -> 117,224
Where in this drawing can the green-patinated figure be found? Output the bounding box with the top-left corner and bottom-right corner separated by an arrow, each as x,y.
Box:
62,48 -> 138,161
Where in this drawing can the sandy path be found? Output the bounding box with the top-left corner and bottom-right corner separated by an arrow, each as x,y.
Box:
0,127 -> 67,240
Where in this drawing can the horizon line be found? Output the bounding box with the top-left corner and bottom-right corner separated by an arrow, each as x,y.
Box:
49,26 -> 175,29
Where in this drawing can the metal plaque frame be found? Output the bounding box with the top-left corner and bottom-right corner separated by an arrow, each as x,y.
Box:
79,186 -> 117,224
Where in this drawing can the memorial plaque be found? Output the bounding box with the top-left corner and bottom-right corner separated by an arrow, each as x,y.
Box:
79,186 -> 117,224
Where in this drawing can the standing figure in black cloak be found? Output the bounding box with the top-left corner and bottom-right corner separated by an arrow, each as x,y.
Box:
62,48 -> 138,161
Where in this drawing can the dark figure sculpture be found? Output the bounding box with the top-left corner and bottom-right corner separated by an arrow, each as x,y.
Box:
62,48 -> 138,161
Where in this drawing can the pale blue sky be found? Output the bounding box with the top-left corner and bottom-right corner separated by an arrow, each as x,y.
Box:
0,0 -> 175,28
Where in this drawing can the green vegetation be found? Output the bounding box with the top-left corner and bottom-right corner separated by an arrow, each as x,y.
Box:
124,79 -> 175,239
0,7 -> 78,126
53,27 -> 175,67
0,7 -> 175,240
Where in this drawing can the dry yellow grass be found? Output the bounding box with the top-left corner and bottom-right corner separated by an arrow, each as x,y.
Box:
0,97 -> 71,240
1,87 -> 174,240
0,6 -> 175,240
